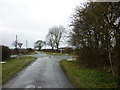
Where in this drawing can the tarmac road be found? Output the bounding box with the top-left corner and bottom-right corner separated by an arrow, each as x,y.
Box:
3,52 -> 74,88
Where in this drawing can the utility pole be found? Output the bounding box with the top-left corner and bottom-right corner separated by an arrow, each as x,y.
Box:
26,40 -> 28,49
16,35 -> 18,48
18,43 -> 23,57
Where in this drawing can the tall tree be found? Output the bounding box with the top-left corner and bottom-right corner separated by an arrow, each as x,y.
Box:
46,29 -> 56,50
69,1 -> 119,74
34,40 -> 44,50
46,25 -> 65,50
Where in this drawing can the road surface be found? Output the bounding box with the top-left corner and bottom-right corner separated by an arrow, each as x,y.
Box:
3,52 -> 74,88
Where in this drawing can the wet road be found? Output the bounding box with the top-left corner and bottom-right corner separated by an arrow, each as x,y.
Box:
3,52 -> 74,88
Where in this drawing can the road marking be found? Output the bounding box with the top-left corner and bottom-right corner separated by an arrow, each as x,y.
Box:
25,84 -> 35,88
25,84 -> 42,88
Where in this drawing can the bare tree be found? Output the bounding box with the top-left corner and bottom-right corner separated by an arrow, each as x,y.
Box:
46,29 -> 56,50
34,40 -> 44,50
46,25 -> 65,50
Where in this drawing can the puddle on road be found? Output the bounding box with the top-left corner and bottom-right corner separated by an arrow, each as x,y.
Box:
43,56 -> 51,58
25,84 -> 42,88
25,84 -> 35,88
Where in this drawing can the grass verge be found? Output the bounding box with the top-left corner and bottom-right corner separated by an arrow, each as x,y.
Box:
60,60 -> 118,88
2,56 -> 36,84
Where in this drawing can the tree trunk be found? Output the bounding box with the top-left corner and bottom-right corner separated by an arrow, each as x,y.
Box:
52,46 -> 54,50
108,48 -> 114,75
107,32 -> 115,75
56,44 -> 59,50
108,35 -> 115,75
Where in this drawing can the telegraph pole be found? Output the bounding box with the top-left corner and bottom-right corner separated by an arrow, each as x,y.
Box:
26,40 -> 28,49
16,35 -> 18,48
18,43 -> 23,57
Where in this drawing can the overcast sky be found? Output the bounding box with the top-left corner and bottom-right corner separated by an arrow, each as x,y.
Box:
0,0 -> 88,49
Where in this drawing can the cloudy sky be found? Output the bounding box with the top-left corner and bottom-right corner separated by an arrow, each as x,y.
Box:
0,0 -> 88,49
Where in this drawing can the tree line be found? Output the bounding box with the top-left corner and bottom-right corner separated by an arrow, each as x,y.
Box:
69,2 -> 120,74
34,25 -> 66,52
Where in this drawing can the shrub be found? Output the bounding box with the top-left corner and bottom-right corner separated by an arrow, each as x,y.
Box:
11,48 -> 19,55
42,49 -> 55,52
64,48 -> 73,54
26,48 -> 33,52
2,45 -> 11,60
76,48 -> 109,69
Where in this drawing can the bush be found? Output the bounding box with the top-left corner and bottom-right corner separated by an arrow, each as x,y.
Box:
64,48 -> 73,54
11,48 -> 19,55
76,48 -> 109,69
2,45 -> 11,60
42,49 -> 55,52
26,48 -> 33,52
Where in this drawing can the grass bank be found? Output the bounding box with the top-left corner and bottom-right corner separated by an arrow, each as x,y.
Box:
2,56 -> 36,84
60,60 -> 118,88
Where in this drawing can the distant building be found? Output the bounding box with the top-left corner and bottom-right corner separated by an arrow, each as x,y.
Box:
59,47 -> 73,54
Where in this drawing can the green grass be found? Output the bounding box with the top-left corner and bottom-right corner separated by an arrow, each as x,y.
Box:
2,56 -> 36,84
60,60 -> 118,88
